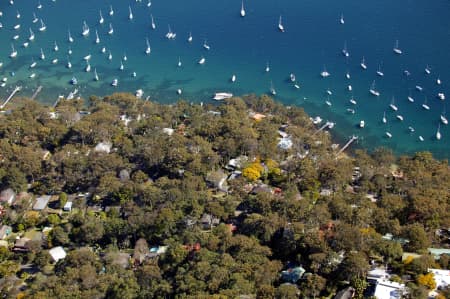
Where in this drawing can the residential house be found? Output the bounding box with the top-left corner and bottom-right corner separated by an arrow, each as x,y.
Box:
148,246 -> 168,258
369,280 -> 405,299
13,237 -> 31,252
427,248 -> 450,260
333,287 -> 355,299
200,213 -> 220,230
0,188 -> 16,206
33,195 -> 51,211
63,201 -> 73,212
280,265 -> 306,284
428,268 -> 450,290
94,141 -> 112,153
206,170 -> 229,192
0,225 -> 12,240
48,246 -> 67,263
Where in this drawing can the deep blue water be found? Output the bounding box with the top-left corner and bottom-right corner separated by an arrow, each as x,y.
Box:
0,0 -> 449,158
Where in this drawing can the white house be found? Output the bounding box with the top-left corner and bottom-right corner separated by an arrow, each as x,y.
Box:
49,246 -> 67,263
372,279 -> 405,299
428,268 -> 450,290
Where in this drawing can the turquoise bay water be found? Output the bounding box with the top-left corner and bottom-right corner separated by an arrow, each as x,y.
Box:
0,0 -> 449,158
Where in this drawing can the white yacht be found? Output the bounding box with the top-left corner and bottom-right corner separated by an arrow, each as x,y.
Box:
66,59 -> 72,69
111,78 -> 118,87
389,97 -> 398,111
151,14 -> 156,30
95,30 -> 100,44
123,53 -> 128,61
342,41 -> 349,57
54,41 -> 59,52
108,23 -> 114,35
419,136 -> 424,142
94,68 -> 99,81
425,65 -> 431,74
177,89 -> 182,95
30,59 -> 37,68
82,21 -> 89,36
408,126 -> 415,133
51,58 -> 58,64
108,51 -> 113,60
325,97 -> 332,106
147,1 -> 152,7
129,6 -> 133,20
99,10 -> 104,24
14,24 -> 20,30
393,40 -> 402,54
340,13 -> 345,24
101,47 -> 106,53
359,120 -> 365,128
438,93 -> 446,101
40,48 -> 45,60
85,61 -> 91,72
37,1 -> 42,9
386,131 -> 392,138
135,89 -> 144,99
396,115 -> 404,121
198,56 -> 206,65
240,0 -> 246,17
28,28 -> 35,41
39,19 -> 46,31
145,38 -> 151,55
119,60 -> 124,71
415,85 -> 423,92
166,25 -> 176,39
265,62 -> 270,73
188,32 -> 193,43
29,73 -> 36,79
320,66 -> 330,78
382,112 -> 387,123
441,112 -> 448,125
68,29 -> 74,43
231,74 -> 236,82
84,54 -> 91,61
213,92 -> 233,100
422,97 -> 430,110
290,73 -> 296,82
203,40 -> 210,50
177,57 -> 182,67
23,42 -> 29,48
376,63 -> 384,77
436,124 -> 441,140
369,80 -> 380,96
360,56 -> 367,70
348,85 -> 352,91
68,47 -> 73,55
9,44 -> 18,58
349,97 -> 357,105
278,15 -> 284,32
109,5 -> 114,16
270,81 -> 276,95
436,77 -> 441,85
32,13 -> 39,23
407,91 -> 414,103
345,71 -> 350,79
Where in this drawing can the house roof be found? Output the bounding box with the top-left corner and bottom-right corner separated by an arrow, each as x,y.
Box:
428,248 -> 450,258
33,195 -> 51,210
0,188 -> 15,204
372,280 -> 405,299
333,287 -> 355,299
49,246 -> 67,263
428,268 -> 450,289
0,225 -> 12,239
